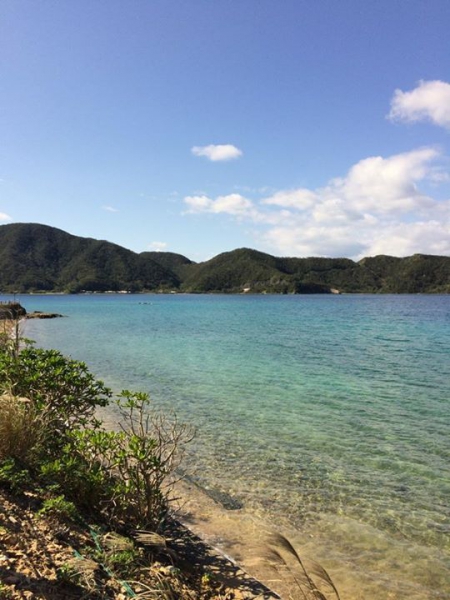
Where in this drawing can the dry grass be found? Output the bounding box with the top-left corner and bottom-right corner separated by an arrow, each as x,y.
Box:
0,394 -> 44,464
265,533 -> 341,600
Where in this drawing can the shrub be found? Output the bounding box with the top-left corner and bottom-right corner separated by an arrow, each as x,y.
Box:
0,336 -> 112,468
38,495 -> 79,521
0,345 -> 111,431
0,458 -> 32,492
72,391 -> 195,530
0,327 -> 194,532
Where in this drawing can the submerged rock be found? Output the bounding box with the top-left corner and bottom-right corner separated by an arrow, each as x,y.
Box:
26,311 -> 64,319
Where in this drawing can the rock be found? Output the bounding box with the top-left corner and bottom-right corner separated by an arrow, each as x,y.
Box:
26,311 -> 64,319
0,302 -> 26,319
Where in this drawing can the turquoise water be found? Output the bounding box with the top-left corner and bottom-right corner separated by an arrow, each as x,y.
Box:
5,293 -> 450,599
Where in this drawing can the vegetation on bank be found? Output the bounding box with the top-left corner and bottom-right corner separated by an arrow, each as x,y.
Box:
0,321 -> 211,598
0,316 -> 343,599
0,222 -> 449,294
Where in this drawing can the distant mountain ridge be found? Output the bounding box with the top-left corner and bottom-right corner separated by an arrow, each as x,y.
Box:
0,223 -> 449,294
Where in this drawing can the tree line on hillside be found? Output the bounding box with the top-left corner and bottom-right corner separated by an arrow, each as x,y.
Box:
0,223 -> 449,294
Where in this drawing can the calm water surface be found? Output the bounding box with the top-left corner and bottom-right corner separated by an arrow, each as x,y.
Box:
5,293 -> 449,599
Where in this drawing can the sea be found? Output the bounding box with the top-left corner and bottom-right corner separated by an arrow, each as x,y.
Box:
3,293 -> 449,599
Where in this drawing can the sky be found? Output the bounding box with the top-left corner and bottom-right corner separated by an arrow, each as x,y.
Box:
1,0 -> 450,261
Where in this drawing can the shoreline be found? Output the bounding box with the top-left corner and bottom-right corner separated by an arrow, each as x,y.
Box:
173,478 -> 307,599
15,307 -> 450,600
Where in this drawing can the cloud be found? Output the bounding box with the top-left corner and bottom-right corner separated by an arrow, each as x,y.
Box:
191,144 -> 243,161
183,148 -> 450,258
102,205 -> 119,212
184,193 -> 255,217
262,189 -> 317,210
0,212 -> 12,221
264,225 -> 368,258
388,80 -> 450,130
364,221 -> 450,257
148,241 -> 168,252
334,147 -> 439,214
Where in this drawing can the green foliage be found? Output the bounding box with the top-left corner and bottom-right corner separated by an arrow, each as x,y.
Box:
0,344 -> 111,437
181,248 -> 283,293
38,495 -> 79,521
38,441 -> 111,511
176,247 -> 450,294
72,391 -> 195,529
141,250 -> 193,279
0,458 -> 32,493
56,562 -> 81,585
0,328 -> 193,532
103,548 -> 141,578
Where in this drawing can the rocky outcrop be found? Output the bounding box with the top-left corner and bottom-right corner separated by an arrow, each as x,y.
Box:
0,302 -> 27,320
26,311 -> 64,319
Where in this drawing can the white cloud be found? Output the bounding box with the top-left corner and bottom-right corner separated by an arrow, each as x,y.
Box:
212,193 -> 253,215
148,241 -> 168,252
184,195 -> 214,213
335,147 -> 439,214
102,205 -> 119,212
183,147 -> 450,258
388,80 -> 450,130
191,144 -> 243,161
184,193 -> 255,217
262,189 -> 317,210
0,212 -> 11,221
365,221 -> 450,257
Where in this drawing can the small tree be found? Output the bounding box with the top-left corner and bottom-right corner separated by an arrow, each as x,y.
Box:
73,391 -> 195,530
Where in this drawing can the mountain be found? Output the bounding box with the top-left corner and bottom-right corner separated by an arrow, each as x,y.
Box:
140,251 -> 194,279
180,248 -> 284,293
0,223 -> 449,294
0,223 -> 179,292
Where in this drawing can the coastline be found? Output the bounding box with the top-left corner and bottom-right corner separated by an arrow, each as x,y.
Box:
0,316 -> 282,600
174,478 -> 310,599
13,298 -> 450,600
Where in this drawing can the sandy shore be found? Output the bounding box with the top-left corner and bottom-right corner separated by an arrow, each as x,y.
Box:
173,478 -> 345,600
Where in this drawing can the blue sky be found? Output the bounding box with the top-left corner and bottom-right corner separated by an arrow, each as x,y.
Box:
1,1 -> 449,261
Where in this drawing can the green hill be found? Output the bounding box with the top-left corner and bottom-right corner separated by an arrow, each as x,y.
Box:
180,248 -> 285,293
0,223 -> 449,294
140,251 -> 194,279
0,223 -> 179,293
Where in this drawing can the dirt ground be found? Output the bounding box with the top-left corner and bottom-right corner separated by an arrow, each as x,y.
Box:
0,484 -> 281,600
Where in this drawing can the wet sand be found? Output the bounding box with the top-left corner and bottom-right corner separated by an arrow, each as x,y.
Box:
174,479 -> 343,600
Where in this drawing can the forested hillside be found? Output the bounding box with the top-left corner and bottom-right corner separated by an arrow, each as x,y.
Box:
0,223 -> 179,292
0,223 -> 449,294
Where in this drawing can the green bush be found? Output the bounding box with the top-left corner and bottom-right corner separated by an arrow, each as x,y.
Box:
0,327 -> 194,532
0,458 -> 32,492
38,495 -> 79,521
71,391 -> 195,529
0,345 -> 111,431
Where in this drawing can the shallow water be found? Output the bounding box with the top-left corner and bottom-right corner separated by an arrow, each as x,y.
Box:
7,293 -> 450,599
